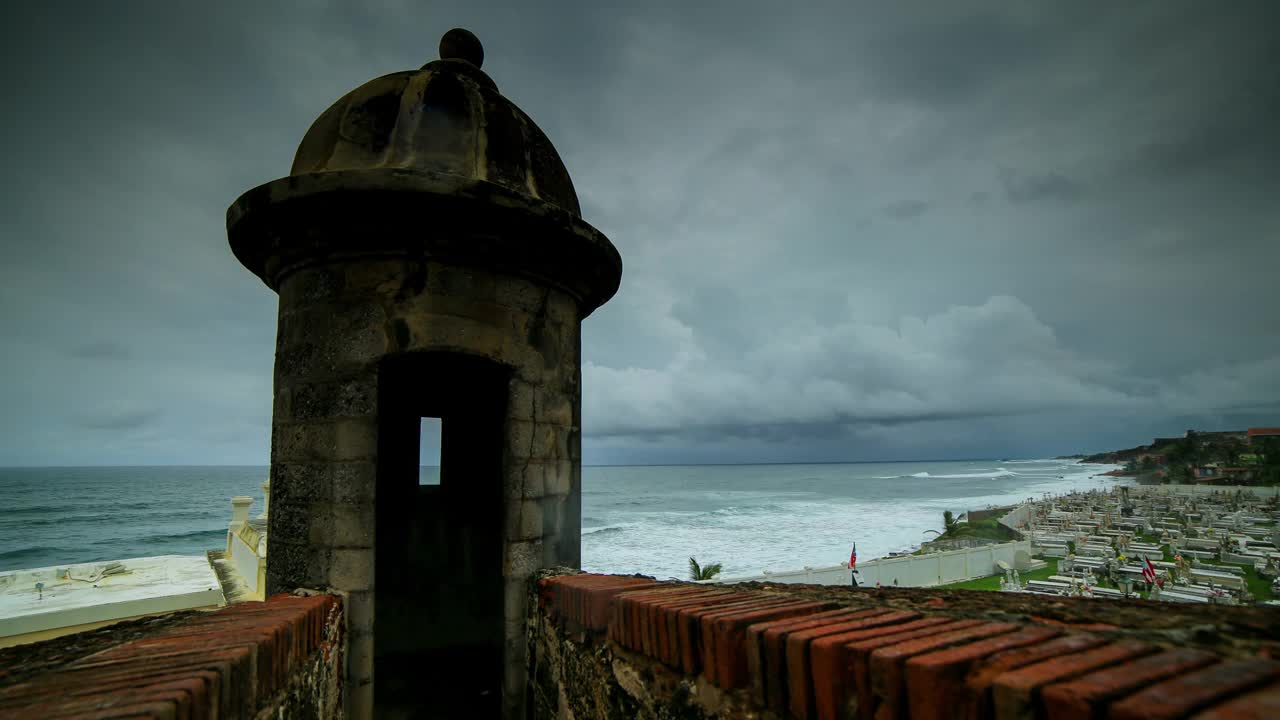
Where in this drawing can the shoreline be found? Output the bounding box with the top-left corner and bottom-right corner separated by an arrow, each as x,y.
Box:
583,458 -> 1127,579
881,461 -> 1128,560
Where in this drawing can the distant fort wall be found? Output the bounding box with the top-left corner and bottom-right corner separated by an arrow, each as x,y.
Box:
997,502 -> 1035,536
712,540 -> 1034,589
965,504 -> 1017,523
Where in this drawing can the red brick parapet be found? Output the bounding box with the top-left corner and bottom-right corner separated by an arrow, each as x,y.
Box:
0,593 -> 341,719
536,573 -> 1280,720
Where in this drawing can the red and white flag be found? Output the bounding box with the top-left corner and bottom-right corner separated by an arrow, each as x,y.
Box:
849,545 -> 858,570
1141,555 -> 1157,585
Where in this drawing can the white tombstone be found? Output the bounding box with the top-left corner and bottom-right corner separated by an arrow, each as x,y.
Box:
1014,550 -> 1032,570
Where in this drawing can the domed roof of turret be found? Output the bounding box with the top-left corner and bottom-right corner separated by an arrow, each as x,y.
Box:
290,28 -> 581,216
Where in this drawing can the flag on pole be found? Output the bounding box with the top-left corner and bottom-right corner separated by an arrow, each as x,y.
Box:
849,543 -> 858,570
1141,555 -> 1157,585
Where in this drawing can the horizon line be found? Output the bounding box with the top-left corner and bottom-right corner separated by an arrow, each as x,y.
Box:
0,457 -> 1101,470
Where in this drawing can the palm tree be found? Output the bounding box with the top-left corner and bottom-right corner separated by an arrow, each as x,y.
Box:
942,510 -> 960,538
689,557 -> 723,581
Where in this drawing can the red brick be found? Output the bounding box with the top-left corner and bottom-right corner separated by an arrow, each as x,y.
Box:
620,586 -> 712,651
26,699 -> 179,719
1040,647 -> 1219,720
612,585 -> 700,649
586,576 -> 654,622
649,590 -> 738,667
903,626 -> 1061,720
543,576 -> 570,623
804,615 -> 956,720
670,589 -> 768,661
695,597 -> 807,683
748,608 -> 890,712
675,595 -> 787,674
961,632 -> 1108,720
20,684 -> 194,719
550,575 -> 583,629
1027,615 -> 1118,633
640,586 -> 742,661
778,604 -> 921,707
112,632 -> 286,697
1108,658 -> 1280,720
584,577 -> 658,632
868,622 -> 1018,720
847,620 -> 988,720
646,588 -> 736,660
133,612 -> 309,666
808,615 -> 946,720
708,600 -> 834,689
0,594 -> 337,720
537,576 -> 557,610
7,646 -> 255,717
667,593 -> 739,668
552,574 -> 654,633
652,591 -> 743,671
0,671 -> 218,720
989,640 -> 1157,720
627,587 -> 687,663
1191,682 -> 1280,719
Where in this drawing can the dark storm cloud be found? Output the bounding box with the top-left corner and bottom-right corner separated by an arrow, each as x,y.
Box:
1,0 -> 1278,466
846,10 -> 1056,105
998,169 -> 1084,204
1132,113 -> 1280,183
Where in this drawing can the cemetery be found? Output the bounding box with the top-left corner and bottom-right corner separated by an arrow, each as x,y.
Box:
994,484 -> 1280,605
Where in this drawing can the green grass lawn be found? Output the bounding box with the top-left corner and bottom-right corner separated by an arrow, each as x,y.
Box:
935,559 -> 1061,591
935,548 -> 1277,602
936,558 -> 1156,598
1144,527 -> 1277,600
1195,559 -> 1276,601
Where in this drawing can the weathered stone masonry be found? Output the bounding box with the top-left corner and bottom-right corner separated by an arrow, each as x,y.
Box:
531,572 -> 1280,720
227,28 -> 621,719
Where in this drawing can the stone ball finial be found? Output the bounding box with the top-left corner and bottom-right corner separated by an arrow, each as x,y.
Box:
440,28 -> 484,68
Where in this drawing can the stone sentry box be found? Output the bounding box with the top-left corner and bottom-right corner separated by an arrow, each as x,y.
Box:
226,29 -> 621,719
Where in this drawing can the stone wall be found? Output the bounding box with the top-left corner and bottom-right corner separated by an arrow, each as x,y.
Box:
997,503 -> 1035,536
267,258 -> 584,715
529,570 -> 1280,720
965,506 -> 1017,524
716,541 -> 1034,589
0,593 -> 342,719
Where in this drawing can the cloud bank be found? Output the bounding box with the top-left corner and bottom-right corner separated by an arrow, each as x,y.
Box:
1,1 -> 1277,465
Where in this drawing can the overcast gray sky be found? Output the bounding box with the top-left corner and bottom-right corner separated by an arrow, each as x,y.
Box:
2,1 -> 1278,466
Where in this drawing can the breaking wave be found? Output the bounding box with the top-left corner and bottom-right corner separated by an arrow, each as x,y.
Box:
932,469 -> 1016,479
580,458 -> 1123,579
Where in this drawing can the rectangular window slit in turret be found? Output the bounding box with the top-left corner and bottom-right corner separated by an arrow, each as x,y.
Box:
419,417 -> 442,485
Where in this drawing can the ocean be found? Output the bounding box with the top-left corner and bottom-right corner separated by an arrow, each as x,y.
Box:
0,459 -> 1119,577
